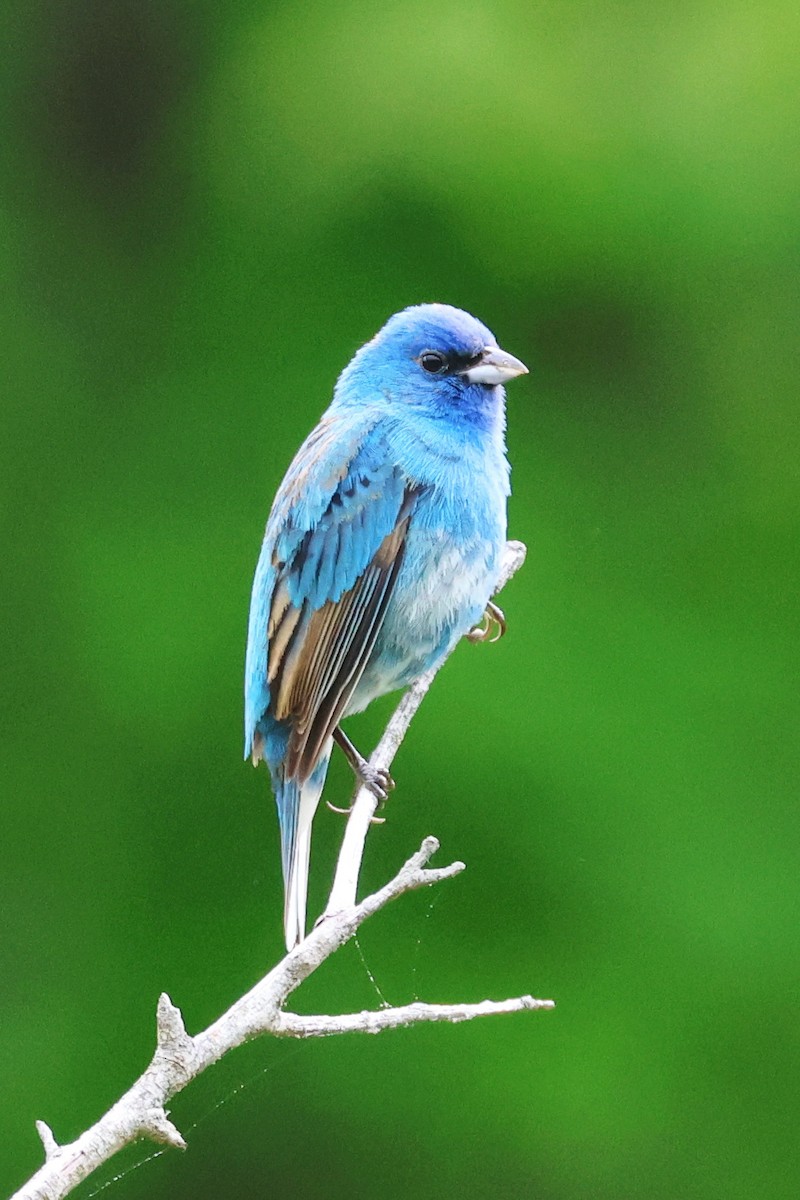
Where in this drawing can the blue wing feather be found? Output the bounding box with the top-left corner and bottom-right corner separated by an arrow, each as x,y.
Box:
244,409 -> 418,776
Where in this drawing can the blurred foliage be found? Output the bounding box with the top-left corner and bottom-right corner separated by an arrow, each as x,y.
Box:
2,1 -> 798,1197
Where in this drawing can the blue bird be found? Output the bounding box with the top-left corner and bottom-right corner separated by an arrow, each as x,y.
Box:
245,303 -> 528,949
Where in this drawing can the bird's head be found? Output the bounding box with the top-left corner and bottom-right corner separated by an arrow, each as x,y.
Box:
334,303 -> 528,424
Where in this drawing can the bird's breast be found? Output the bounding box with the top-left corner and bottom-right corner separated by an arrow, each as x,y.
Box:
345,480 -> 506,713
394,448 -> 508,641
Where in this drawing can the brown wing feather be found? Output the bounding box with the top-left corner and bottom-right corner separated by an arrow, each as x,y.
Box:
269,490 -> 417,785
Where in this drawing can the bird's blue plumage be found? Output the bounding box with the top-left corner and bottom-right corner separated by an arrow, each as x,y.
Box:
244,303 -> 527,948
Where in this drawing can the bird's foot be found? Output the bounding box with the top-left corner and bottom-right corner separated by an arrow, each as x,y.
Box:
357,762 -> 396,804
332,726 -> 395,807
326,764 -> 394,817
466,600 -> 506,643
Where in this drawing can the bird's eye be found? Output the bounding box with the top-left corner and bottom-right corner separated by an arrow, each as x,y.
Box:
419,351 -> 448,375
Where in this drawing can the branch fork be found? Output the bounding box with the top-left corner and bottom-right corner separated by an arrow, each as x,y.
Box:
12,541 -> 552,1200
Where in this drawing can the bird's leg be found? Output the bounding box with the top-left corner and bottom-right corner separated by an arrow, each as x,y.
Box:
466,600 -> 506,643
327,726 -> 395,819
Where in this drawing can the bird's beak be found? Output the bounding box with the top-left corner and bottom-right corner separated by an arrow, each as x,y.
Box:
462,345 -> 529,385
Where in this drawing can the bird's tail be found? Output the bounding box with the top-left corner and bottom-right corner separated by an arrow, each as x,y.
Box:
275,752 -> 331,951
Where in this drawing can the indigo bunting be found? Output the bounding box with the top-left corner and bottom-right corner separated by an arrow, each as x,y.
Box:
245,304 -> 527,949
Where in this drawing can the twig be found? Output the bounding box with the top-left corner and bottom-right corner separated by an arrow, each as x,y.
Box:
10,541 -> 547,1200
277,995 -> 555,1037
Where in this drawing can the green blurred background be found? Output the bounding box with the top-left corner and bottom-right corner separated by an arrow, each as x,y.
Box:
3,1 -> 798,1197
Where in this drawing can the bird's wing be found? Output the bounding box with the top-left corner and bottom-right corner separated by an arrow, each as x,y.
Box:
248,421 -> 422,783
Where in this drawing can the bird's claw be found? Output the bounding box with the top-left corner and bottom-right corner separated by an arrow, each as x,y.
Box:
326,797 -> 387,825
467,601 -> 506,644
326,799 -> 353,815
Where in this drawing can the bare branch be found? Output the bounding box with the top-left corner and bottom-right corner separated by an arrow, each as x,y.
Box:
143,1111 -> 186,1152
10,542 -> 548,1200
34,1123 -> 59,1163
155,992 -> 190,1054
277,995 -> 555,1038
